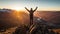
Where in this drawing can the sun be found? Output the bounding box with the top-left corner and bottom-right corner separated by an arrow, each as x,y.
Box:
13,7 -> 21,11
11,6 -> 23,11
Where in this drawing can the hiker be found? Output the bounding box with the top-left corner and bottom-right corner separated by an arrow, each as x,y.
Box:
25,7 -> 38,25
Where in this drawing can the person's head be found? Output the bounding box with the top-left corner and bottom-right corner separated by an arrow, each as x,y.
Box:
30,8 -> 33,11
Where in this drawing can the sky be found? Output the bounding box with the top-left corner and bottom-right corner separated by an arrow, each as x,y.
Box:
0,0 -> 60,11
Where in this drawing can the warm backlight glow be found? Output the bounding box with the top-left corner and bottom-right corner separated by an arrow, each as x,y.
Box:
10,6 -> 24,11
12,7 -> 21,11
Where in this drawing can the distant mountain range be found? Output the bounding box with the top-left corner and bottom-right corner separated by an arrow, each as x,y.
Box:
35,11 -> 60,24
0,9 -> 60,30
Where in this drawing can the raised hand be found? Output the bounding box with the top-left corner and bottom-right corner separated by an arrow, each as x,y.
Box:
25,7 -> 29,11
33,7 -> 38,11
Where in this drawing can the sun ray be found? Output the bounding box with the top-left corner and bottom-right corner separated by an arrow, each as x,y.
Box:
10,6 -> 24,11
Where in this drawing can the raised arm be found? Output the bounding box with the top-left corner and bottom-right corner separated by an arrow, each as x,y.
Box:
33,7 -> 38,11
25,7 -> 29,11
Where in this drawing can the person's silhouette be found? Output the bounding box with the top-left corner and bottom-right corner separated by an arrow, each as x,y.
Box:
25,7 -> 38,25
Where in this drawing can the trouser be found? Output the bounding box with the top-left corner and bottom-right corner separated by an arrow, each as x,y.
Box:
30,14 -> 33,25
